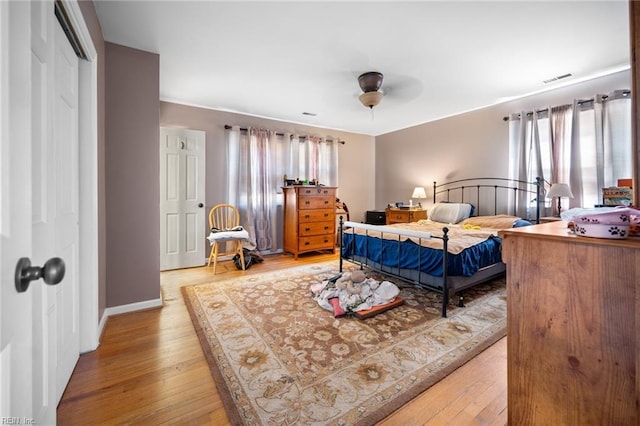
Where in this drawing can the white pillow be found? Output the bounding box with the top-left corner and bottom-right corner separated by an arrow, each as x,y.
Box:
429,203 -> 473,224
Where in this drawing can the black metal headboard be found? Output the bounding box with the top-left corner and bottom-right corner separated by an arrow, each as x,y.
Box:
433,177 -> 543,223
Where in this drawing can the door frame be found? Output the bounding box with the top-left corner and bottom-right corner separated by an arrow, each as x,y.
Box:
64,0 -> 99,353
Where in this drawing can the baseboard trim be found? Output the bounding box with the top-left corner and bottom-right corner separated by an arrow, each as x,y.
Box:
103,298 -> 164,318
83,298 -> 163,354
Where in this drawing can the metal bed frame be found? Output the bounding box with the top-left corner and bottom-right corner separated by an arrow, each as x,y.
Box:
339,177 -> 542,317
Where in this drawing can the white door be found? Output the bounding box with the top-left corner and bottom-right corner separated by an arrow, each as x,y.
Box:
51,14 -> 80,403
0,1 -> 79,422
160,127 -> 206,270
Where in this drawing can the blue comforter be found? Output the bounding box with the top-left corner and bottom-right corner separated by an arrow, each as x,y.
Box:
341,232 -> 503,277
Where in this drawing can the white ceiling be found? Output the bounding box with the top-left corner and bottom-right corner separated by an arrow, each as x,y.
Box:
93,1 -> 631,136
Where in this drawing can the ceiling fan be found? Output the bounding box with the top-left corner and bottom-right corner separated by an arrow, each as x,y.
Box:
358,71 -> 384,109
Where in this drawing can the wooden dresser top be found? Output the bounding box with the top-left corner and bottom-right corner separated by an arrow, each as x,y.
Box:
499,221 -> 640,249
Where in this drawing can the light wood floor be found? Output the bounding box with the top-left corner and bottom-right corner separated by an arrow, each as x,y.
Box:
57,253 -> 507,425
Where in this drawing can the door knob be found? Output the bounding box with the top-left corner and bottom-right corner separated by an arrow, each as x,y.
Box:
198,203 -> 204,208
15,257 -> 66,293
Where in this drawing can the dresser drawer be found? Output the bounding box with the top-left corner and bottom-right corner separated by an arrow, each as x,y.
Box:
299,234 -> 334,251
299,209 -> 333,223
299,220 -> 334,237
299,195 -> 333,210
386,208 -> 427,224
387,210 -> 410,223
298,187 -> 336,197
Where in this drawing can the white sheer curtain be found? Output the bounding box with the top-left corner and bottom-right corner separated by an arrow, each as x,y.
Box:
508,110 -> 545,219
227,126 -> 339,253
508,89 -> 631,215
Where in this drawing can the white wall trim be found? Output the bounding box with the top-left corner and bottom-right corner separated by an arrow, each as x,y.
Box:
103,298 -> 163,318
61,0 -> 97,60
65,0 -> 100,353
87,298 -> 163,354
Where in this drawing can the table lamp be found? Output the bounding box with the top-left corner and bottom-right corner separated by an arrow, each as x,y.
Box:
411,186 -> 427,208
547,183 -> 574,216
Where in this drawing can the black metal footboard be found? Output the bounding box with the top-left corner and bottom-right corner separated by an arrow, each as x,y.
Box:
338,217 -> 453,317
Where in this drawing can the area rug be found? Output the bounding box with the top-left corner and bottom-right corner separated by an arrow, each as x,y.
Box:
182,261 -> 506,426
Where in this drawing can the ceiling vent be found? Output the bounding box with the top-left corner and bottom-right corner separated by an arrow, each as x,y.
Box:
543,73 -> 573,84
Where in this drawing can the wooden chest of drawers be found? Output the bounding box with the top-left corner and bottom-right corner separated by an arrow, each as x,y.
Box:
283,186 -> 337,259
499,222 -> 640,425
385,208 -> 427,225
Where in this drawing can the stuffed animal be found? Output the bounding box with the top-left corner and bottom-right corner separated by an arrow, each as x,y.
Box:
335,270 -> 366,294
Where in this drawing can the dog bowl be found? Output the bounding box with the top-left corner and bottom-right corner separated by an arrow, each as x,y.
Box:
573,222 -> 630,239
572,207 -> 640,226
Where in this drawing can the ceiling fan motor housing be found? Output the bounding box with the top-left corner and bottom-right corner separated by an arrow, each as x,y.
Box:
358,72 -> 384,92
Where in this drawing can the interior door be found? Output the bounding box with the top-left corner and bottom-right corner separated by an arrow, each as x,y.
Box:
160,127 -> 206,270
0,1 -> 37,420
0,1 -> 79,422
50,13 -> 80,403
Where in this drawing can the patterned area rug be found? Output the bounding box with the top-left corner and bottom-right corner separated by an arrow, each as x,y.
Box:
182,261 -> 506,425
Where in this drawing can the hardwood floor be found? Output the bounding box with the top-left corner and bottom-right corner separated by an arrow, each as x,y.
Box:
57,253 -> 507,425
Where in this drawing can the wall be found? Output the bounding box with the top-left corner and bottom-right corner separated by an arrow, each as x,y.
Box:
78,0 -> 107,323
159,102 -> 376,231
105,43 -> 160,306
375,70 -> 631,211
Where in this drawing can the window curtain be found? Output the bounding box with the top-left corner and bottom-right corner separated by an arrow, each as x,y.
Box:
508,110 -> 545,219
226,126 -> 339,253
508,90 -> 631,215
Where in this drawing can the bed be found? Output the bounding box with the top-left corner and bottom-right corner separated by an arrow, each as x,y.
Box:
339,177 -> 542,317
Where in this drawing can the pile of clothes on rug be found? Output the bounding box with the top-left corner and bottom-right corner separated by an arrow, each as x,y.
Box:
310,270 -> 400,318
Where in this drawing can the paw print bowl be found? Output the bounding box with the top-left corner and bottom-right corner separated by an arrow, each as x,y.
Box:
573,222 -> 630,239
572,207 -> 640,226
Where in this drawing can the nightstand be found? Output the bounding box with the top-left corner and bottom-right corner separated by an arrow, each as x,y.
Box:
385,208 -> 427,225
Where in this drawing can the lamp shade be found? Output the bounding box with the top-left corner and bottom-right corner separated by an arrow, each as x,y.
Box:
412,186 -> 427,199
547,183 -> 574,199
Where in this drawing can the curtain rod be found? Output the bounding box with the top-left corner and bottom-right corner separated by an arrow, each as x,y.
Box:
502,89 -> 631,121
224,124 -> 345,144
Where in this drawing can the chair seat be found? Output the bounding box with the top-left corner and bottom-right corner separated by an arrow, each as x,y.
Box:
207,229 -> 250,244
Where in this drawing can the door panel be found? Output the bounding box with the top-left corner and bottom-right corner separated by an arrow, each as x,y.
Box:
51,18 -> 80,404
0,2 -> 79,422
30,0 -> 56,420
1,0 -> 47,421
160,127 -> 206,270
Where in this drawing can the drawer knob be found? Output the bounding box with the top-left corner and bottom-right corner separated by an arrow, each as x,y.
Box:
305,227 -> 311,231
305,201 -> 310,205
304,241 -> 310,246
304,215 -> 310,219
324,226 -> 329,230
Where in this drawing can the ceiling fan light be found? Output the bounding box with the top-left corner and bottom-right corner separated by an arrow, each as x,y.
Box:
359,91 -> 383,109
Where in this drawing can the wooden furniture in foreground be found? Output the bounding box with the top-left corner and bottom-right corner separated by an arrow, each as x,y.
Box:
385,207 -> 427,224
499,221 -> 639,425
283,186 -> 337,259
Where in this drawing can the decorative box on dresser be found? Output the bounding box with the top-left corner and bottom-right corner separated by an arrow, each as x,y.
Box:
283,186 -> 337,259
499,221 -> 639,425
385,208 -> 427,225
